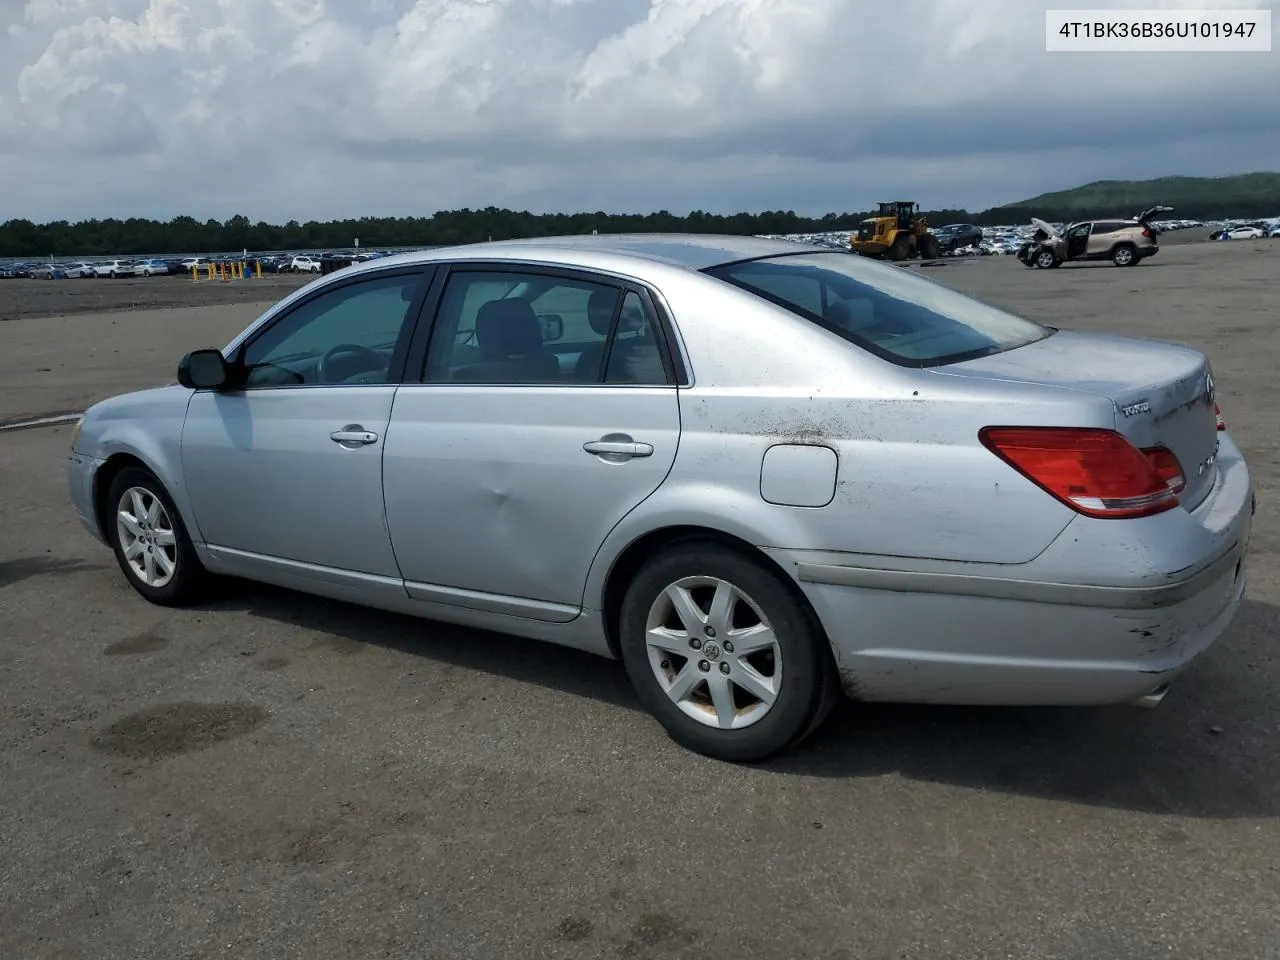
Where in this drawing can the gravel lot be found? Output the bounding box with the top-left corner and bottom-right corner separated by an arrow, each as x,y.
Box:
0,272 -> 313,322
1,239 -> 1278,959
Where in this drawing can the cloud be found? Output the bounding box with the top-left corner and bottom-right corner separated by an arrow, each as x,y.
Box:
0,0 -> 1277,222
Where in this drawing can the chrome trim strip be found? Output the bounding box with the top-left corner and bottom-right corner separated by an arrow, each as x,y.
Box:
795,544 -> 1240,609
403,580 -> 580,622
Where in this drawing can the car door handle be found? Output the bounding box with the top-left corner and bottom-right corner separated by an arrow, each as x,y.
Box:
583,439 -> 653,459
330,426 -> 379,446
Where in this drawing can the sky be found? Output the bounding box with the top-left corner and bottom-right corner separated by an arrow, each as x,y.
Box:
1,0 -> 1277,223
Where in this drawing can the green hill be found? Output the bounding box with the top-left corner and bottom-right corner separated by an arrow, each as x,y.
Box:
989,172 -> 1280,222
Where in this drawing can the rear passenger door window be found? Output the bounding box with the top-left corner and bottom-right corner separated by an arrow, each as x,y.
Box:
421,269 -> 671,385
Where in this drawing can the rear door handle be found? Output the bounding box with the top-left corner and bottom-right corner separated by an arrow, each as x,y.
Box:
330,426 -> 379,447
583,439 -> 654,459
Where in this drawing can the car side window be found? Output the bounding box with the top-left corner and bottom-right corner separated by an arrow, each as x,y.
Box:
600,291 -> 669,385
239,272 -> 423,388
422,271 -> 670,385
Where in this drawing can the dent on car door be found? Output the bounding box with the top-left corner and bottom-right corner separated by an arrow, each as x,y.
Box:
180,268 -> 431,582
382,265 -> 682,621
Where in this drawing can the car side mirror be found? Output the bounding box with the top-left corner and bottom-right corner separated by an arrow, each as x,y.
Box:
539,314 -> 564,342
177,349 -> 231,390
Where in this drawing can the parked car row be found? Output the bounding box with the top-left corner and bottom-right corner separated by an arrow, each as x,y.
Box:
1208,221 -> 1277,240
0,249 -> 406,279
0,257 -> 175,279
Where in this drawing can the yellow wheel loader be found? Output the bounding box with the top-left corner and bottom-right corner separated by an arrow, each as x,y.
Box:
848,201 -> 941,261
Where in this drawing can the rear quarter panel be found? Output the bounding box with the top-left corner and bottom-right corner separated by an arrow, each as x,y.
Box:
580,274 -> 1113,584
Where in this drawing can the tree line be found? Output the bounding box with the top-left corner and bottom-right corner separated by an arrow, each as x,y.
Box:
0,208 -> 960,258
1,197 -> 1270,258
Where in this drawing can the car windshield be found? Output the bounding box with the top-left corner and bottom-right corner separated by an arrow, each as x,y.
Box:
706,252 -> 1053,366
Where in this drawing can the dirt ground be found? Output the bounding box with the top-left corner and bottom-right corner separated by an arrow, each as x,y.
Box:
1,237 -> 1278,960
0,272 -> 313,322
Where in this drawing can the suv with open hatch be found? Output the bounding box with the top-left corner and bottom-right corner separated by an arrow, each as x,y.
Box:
1018,206 -> 1172,269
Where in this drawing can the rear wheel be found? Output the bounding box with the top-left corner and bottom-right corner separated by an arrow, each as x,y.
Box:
105,466 -> 209,606
919,234 -> 940,260
1112,244 -> 1137,266
619,541 -> 840,762
888,234 -> 911,261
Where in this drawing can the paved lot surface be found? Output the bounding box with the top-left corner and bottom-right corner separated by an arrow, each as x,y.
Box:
2,239 -> 1278,959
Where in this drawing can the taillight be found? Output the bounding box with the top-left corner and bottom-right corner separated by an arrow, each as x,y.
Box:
1142,446 -> 1185,495
979,427 -> 1179,519
1214,402 -> 1226,431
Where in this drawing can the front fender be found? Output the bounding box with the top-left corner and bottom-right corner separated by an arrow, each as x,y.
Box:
77,387 -> 200,542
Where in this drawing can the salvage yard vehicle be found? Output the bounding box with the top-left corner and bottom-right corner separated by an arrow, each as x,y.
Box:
933,223 -> 984,254
134,258 -> 171,277
66,234 -> 1253,762
92,259 -> 137,278
1018,206 -> 1172,268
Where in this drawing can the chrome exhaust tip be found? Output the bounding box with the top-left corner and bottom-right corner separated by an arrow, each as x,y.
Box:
1129,684 -> 1170,709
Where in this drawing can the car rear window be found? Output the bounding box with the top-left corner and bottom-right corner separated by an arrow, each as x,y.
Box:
706,252 -> 1052,367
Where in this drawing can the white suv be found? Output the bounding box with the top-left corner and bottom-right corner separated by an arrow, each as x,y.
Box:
291,255 -> 321,273
92,260 -> 136,278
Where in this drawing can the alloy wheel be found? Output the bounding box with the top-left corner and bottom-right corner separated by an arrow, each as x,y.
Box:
644,576 -> 782,730
116,486 -> 178,588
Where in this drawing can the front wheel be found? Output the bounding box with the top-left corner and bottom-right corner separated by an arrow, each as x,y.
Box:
618,541 -> 839,762
1033,248 -> 1058,269
105,466 -> 209,606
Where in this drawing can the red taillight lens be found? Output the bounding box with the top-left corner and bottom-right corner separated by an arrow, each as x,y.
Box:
1214,402 -> 1226,431
1142,446 -> 1185,495
980,427 -> 1179,519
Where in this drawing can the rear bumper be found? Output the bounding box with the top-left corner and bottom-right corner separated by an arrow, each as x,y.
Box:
776,435 -> 1254,706
798,547 -> 1246,706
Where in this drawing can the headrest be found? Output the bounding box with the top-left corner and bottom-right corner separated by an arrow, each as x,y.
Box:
475,299 -> 543,358
587,289 -> 619,337
826,297 -> 874,330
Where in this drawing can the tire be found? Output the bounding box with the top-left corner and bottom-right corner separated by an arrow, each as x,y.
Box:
919,234 -> 940,260
1112,244 -> 1137,267
618,541 -> 839,763
105,466 -> 208,606
888,234 -> 911,262
1033,248 -> 1057,269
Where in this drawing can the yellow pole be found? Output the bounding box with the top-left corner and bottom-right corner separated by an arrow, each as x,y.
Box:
255,262 -> 262,279
191,264 -> 197,281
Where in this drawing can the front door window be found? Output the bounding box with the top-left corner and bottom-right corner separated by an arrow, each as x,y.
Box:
240,272 -> 424,388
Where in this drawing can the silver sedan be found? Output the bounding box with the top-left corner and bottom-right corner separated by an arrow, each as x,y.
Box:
66,235 -> 1254,761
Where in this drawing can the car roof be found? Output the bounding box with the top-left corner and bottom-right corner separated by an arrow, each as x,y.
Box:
367,233 -> 822,273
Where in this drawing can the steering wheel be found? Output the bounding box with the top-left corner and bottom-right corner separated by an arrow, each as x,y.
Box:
319,343 -> 387,383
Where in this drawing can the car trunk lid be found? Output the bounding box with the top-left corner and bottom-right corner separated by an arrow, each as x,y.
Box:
934,329 -> 1220,510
